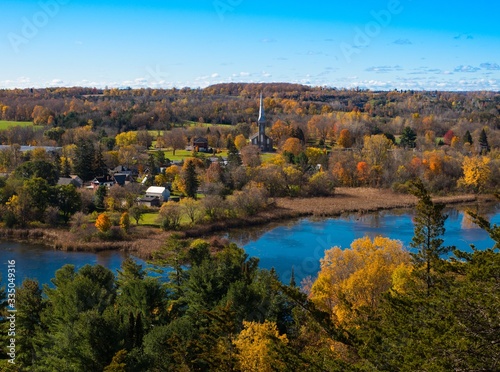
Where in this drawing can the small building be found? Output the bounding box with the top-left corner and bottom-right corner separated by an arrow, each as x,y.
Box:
145,186 -> 170,203
111,165 -> 136,177
136,195 -> 161,207
57,177 -> 82,188
193,137 -> 209,152
112,173 -> 128,186
91,176 -> 115,189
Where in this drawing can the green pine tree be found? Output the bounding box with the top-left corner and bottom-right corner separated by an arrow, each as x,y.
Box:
183,160 -> 199,199
409,179 -> 451,292
463,130 -> 473,145
478,128 -> 490,153
400,126 -> 417,149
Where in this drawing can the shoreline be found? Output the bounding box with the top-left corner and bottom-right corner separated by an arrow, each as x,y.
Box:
0,188 -> 494,259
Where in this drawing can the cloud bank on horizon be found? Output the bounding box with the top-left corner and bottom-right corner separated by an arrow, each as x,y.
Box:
1,0 -> 499,91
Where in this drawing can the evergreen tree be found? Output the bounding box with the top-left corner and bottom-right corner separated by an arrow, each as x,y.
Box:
16,279 -> 45,369
478,128 -> 490,153
74,138 -> 96,181
409,179 -> 451,292
39,265 -> 120,371
400,126 -> 417,149
95,185 -> 107,210
463,130 -> 473,145
94,144 -> 108,176
183,160 -> 199,199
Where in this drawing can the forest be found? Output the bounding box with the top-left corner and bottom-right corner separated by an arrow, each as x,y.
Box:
0,83 -> 498,370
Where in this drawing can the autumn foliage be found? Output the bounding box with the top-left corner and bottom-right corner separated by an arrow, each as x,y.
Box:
311,236 -> 411,324
95,213 -> 112,233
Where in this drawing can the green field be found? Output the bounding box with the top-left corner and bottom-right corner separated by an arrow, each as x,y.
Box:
151,149 -> 228,162
141,212 -> 160,227
0,120 -> 34,129
182,120 -> 233,127
261,152 -> 277,163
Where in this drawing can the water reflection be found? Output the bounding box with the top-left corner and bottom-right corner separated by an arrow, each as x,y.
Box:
0,242 -> 145,287
227,203 -> 500,283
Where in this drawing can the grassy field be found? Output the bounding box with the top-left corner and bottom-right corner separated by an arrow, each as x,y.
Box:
0,120 -> 34,129
141,212 -> 160,227
152,149 -> 229,162
261,153 -> 277,163
182,120 -> 233,127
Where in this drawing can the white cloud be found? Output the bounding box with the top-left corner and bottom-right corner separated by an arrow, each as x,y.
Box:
365,65 -> 403,73
479,62 -> 500,70
454,65 -> 480,73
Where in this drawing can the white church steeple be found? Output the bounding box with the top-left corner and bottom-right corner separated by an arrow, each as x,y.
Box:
258,92 -> 265,123
250,92 -> 273,152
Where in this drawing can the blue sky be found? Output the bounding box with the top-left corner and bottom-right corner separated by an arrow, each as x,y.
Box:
1,0 -> 499,90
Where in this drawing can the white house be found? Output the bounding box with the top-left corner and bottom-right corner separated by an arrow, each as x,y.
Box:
145,186 -> 170,203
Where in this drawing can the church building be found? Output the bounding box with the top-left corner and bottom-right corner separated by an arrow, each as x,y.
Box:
250,93 -> 273,152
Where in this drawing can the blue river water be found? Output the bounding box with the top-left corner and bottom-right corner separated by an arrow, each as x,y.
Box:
0,203 -> 498,286
228,203 -> 500,284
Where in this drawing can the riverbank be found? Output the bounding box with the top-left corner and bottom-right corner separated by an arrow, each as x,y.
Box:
181,188 -> 485,239
0,188 -> 492,259
0,226 -> 171,259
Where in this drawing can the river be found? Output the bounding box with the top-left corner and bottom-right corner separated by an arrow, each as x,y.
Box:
1,203 -> 498,286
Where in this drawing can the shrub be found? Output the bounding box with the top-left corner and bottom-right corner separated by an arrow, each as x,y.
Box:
119,212 -> 131,232
202,195 -> 228,221
158,201 -> 182,230
306,172 -> 335,196
44,206 -> 60,226
95,213 -> 112,233
228,185 -> 269,217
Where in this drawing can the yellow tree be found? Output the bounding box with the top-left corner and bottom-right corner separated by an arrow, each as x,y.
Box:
119,212 -> 130,232
363,134 -> 393,167
233,321 -> 288,372
95,213 -> 112,233
305,147 -> 326,166
281,137 -> 303,156
459,156 -> 491,193
115,131 -> 138,147
234,134 -> 247,151
164,165 -> 180,182
310,236 -> 411,325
